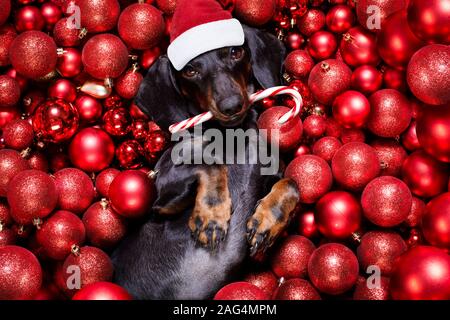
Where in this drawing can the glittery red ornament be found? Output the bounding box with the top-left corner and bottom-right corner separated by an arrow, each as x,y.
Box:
340,128 -> 365,144
54,168 -> 96,215
371,139 -> 407,177
307,31 -> 337,61
361,176 -> 412,227
0,75 -> 20,107
27,151 -> 49,172
308,59 -> 352,105
407,0 -> 450,44
78,0 -> 120,33
0,246 -> 42,300
116,140 -> 144,169
69,128 -> 115,173
0,200 -> 12,226
115,68 -> 144,100
0,149 -> 30,197
72,282 -> 132,300
36,210 -> 86,260
285,155 -> 333,204
9,31 -> 57,79
56,48 -> 82,78
405,196 -> 426,228
353,276 -> 390,300
5,67 -> 28,92
422,193 -> 450,249
326,4 -> 355,33
340,27 -> 379,67
382,67 -> 407,92
15,6 -> 45,32
302,114 -> 325,138
274,278 -> 321,300
257,106 -> 303,152
0,31 -> 15,67
243,271 -> 278,297
356,0 -> 407,32
407,45 -> 450,106
270,235 -> 315,279
53,17 -> 81,47
82,34 -> 129,80
351,65 -> 382,96
234,0 -> 276,26
390,246 -> 450,300
401,120 -> 420,151
308,243 -> 359,295
332,142 -> 380,191
155,0 -> 177,15
0,0 -> 10,26
332,90 -> 370,129
32,99 -> 79,143
75,94 -> 103,123
7,170 -> 58,225
284,50 -> 314,79
95,168 -> 120,198
325,117 -> 342,138
214,282 -> 270,300
401,150 -> 448,198
312,136 -> 342,163
41,2 -> 62,30
2,119 -> 34,151
48,79 -> 77,103
0,228 -> 16,247
297,9 -> 325,36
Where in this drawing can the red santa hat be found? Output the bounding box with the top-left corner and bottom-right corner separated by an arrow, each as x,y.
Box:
167,0 -> 245,71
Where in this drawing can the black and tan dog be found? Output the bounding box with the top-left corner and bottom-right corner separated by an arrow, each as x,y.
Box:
112,25 -> 299,299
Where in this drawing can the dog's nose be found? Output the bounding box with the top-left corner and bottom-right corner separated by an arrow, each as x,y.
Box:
219,96 -> 243,116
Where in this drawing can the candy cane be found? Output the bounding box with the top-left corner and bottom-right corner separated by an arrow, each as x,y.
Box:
168,86 -> 303,134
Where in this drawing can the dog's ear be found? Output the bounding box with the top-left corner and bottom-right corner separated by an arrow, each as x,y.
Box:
243,25 -> 286,89
135,56 -> 197,131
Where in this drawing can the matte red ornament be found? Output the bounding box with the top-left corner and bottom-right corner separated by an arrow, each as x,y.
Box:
95,168 -> 120,198
116,140 -> 144,169
312,136 -> 342,163
308,243 -> 359,295
72,282 -> 132,300
351,65 -> 382,95
0,149 -> 31,197
285,155 -> 333,204
284,50 -> 314,79
15,6 -> 45,32
353,276 -> 390,300
303,114 -> 326,138
356,0 -> 407,32
48,79 -> 77,103
0,75 -> 20,107
103,107 -> 132,137
390,246 -> 450,300
27,152 -> 49,172
340,128 -> 365,144
422,193 -> 450,249
234,0 -> 276,26
2,119 -> 34,151
56,48 -> 82,78
401,150 -> 448,198
371,139 -> 407,177
325,4 -> 355,33
332,90 -> 370,129
405,196 -> 426,228
243,271 -> 278,297
273,279 -> 321,300
307,31 -> 337,61
50,151 -> 71,173
325,118 -> 342,138
270,235 -> 315,279
53,17 -> 81,47
0,0 -> 10,26
9,31 -> 57,79
69,128 -> 115,172
401,120 -> 420,151
382,67 -> 407,92
115,68 -> 144,100
75,94 -> 103,123
214,282 -> 270,300
315,191 -> 361,240
339,27 -> 380,67
78,0 -> 120,33
41,2 -> 62,30
0,246 -> 42,300
297,9 -> 325,36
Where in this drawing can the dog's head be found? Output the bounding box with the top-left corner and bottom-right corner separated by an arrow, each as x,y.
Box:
135,26 -> 286,130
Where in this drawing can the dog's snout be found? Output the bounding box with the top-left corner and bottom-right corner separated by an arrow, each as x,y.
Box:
218,96 -> 243,116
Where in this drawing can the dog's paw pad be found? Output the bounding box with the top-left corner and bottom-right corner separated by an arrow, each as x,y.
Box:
189,206 -> 230,250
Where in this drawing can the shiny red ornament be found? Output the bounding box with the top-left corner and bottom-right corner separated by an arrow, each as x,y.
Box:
0,0 -> 10,26
27,151 -> 49,172
361,176 -> 412,227
0,246 -> 42,300
285,32 -> 304,51
139,46 -> 161,70
284,50 -> 314,79
356,0 -> 407,32
407,45 -> 450,106
308,243 -> 359,295
41,2 -> 62,30
307,31 -> 337,61
312,136 -> 342,163
315,191 -> 361,240
32,99 -> 79,143
401,150 -> 448,198
270,235 -> 315,279
78,0 -> 120,33
297,9 -> 325,36
234,0 -> 276,26
293,144 -> 310,157
95,168 -> 120,198
155,0 -> 177,15
340,27 -> 380,67
15,6 -> 45,32
9,31 -> 57,79
353,276 -> 390,300
405,196 -> 426,228
273,279 -> 321,300
0,149 -> 30,197
72,282 -> 132,300
53,17 -> 81,47
371,139 -> 407,177
116,140 -> 144,169
36,210 -> 86,260
285,155 -> 332,204
75,94 -> 103,123
351,65 -> 382,95
109,170 -> 155,218
7,170 -> 57,225
401,120 -> 420,151
115,68 -> 144,100
48,79 -> 77,103
326,4 -> 355,33
0,75 -> 20,107
2,119 -> 34,151
131,120 -> 149,141
390,246 -> 450,300
332,90 -> 370,129
332,142 -> 380,191
82,34 -> 129,80
382,67 -> 407,92
103,107 -> 132,137
0,31 -> 15,67
407,0 -> 450,44
243,271 -> 278,297
69,128 -> 115,173
56,48 -> 82,78
257,106 -> 303,152
214,282 -> 270,300
302,114 -> 326,138
422,193 -> 450,249
54,168 -> 96,215
308,59 -> 352,105
103,93 -> 123,110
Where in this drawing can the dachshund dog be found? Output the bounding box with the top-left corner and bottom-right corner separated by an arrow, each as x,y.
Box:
112,26 -> 300,299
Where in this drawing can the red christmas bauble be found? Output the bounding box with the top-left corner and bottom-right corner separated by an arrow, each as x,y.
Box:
139,46 -> 161,70
103,107 -> 132,137
332,90 -> 370,129
340,26 -> 380,67
2,119 -> 34,151
405,196 -> 426,228
315,191 -> 361,240
401,150 -> 448,198
69,128 -> 115,172
308,243 -> 359,295
116,140 -> 144,169
234,0 -> 276,26
75,94 -> 103,123
297,9 -> 325,37
407,0 -> 450,44
351,65 -> 382,95
155,0 -> 177,15
0,75 -> 20,107
32,99 -> 79,143
340,128 -> 365,144
285,155 -> 333,204
257,106 -> 303,152
78,0 -> 120,33
54,168 -> 96,215
371,138 -> 407,177
307,31 -> 337,61
115,69 -> 143,100
48,79 -> 77,103
130,119 -> 149,141
293,144 -> 310,157
41,2 -> 62,30
312,136 -> 342,163
382,67 -> 407,92
303,114 -> 326,138
273,279 -> 321,300
0,200 -> 12,226
0,31 -> 15,67
331,142 -> 380,191
0,149 -> 30,197
9,31 -> 57,79
325,117 -> 342,138
56,48 -> 82,78
367,89 -> 411,138
95,168 -> 120,198
72,282 -> 132,300
23,89 -> 45,116
36,210 -> 86,260
82,34 -> 129,79
53,17 -> 81,47
270,235 -> 315,279
407,45 -> 450,106
0,246 -> 42,300
308,59 -> 352,105
50,151 -> 71,173
284,50 -> 314,79
390,246 -> 450,300
356,0 -> 407,32
353,276 -> 390,300
361,176 -> 412,227
401,120 -> 421,151
0,228 -> 16,247
4,67 -> 28,92
243,271 -> 278,297
118,3 -> 165,50
109,170 -> 155,218
15,6 -> 45,32
285,32 -> 305,51
27,151 -> 49,172
422,193 -> 450,249
214,282 -> 270,300
0,0 -> 10,26
297,211 -> 318,238
326,4 -> 355,33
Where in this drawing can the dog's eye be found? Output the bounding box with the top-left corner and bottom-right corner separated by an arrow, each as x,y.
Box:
182,65 -> 198,78
230,47 -> 244,60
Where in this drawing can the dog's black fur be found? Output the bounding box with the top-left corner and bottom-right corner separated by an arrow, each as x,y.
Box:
112,26 -> 289,299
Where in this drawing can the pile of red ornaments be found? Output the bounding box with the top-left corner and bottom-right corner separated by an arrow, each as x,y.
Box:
1,0 -> 450,301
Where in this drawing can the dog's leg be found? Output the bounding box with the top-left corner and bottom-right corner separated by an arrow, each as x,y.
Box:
189,165 -> 232,249
246,178 -> 299,256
